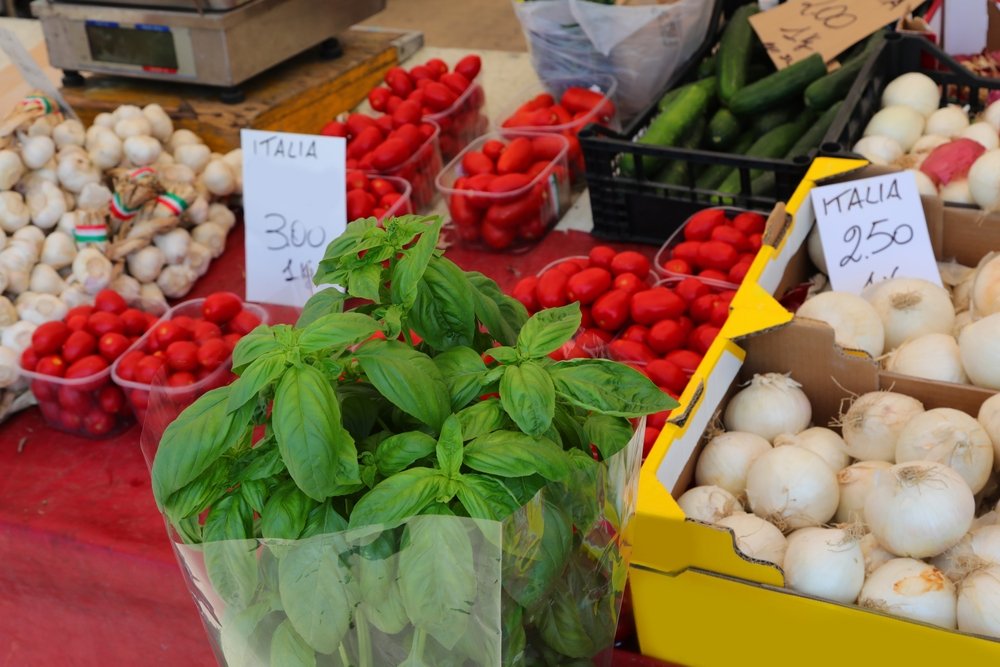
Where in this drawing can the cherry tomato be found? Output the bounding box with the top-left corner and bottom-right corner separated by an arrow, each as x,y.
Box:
62,330 -> 98,364
591,289 -> 631,332
683,209 -> 727,241
347,126 -> 384,160
613,272 -> 645,295
192,320 -> 223,340
620,324 -> 649,345
202,292 -> 243,325
425,57 -> 449,76
391,100 -> 422,127
575,328 -> 613,355
31,321 -> 70,356
423,82 -> 458,112
609,251 -> 650,279
747,232 -> 763,252
83,411 -> 115,437
689,324 -> 721,354
646,359 -> 687,394
530,135 -> 566,161
121,308 -> 150,336
152,321 -> 190,349
369,178 -> 397,198
480,222 -> 515,250
94,289 -> 127,314
666,349 -> 703,375
630,287 -> 685,325
167,371 -> 198,387
566,267 -> 612,305
674,277 -> 710,302
87,311 -> 125,337
482,140 -> 505,162
223,333 -> 242,350
347,188 -> 377,220
59,410 -> 83,432
643,425 -> 662,459
485,173 -> 532,194
36,355 -> 67,378
729,260 -> 753,284
662,258 -> 692,275
65,305 -> 94,321
536,269 -> 570,308
66,314 -> 89,332
732,211 -> 766,236
65,354 -> 109,379
647,319 -> 687,355
710,225 -> 748,251
698,241 -> 739,271
461,150 -> 494,176
98,332 -> 131,362
320,120 -> 348,137
710,299 -> 731,327
166,341 -> 199,372
228,310 -> 263,336
197,338 -> 230,370
440,71 -> 471,95
699,269 -> 730,282
368,86 -> 392,112
648,409 -> 671,430
496,138 -> 533,175
135,355 -> 166,385
98,385 -> 126,415
689,294 -> 719,324
20,347 -> 38,372
607,339 -> 656,364
455,54 -> 482,81
511,276 -> 540,313
115,350 -> 145,382
554,259 -> 587,276
588,245 -> 617,269
32,380 -> 56,402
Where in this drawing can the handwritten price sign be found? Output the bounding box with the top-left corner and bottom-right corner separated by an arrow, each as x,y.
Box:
809,172 -> 941,294
242,129 -> 346,307
749,0 -> 921,70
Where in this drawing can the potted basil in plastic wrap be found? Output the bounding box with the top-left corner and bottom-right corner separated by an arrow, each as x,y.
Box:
142,215 -> 673,666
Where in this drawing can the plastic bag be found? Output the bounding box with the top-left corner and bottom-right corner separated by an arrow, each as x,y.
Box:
141,378 -> 645,666
513,0 -> 716,123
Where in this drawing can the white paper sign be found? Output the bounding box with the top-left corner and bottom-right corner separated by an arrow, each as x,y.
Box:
809,171 -> 942,294
241,129 -> 346,307
0,28 -> 77,120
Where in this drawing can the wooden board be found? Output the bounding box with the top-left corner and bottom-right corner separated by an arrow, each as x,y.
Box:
60,28 -> 416,153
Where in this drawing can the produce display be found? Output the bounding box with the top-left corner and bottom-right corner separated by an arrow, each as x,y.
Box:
111,292 -> 265,422
346,172 -> 412,222
18,289 -> 156,437
679,372 -> 1000,637
655,207 -> 765,285
363,54 -> 486,162
148,215 -> 673,666
436,133 -> 571,251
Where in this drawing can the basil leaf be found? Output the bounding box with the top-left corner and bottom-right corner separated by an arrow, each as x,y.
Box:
365,582 -> 409,635
355,339 -> 450,430
297,312 -> 379,354
315,216 -> 379,282
279,536 -> 358,654
273,364 -> 360,501
535,556 -> 616,659
456,473 -> 521,520
379,303 -> 404,340
301,501 -> 349,539
549,358 -> 675,417
220,602 -> 271,667
348,467 -> 448,529
203,494 -> 259,610
501,596 -> 527,667
296,287 -> 346,327
500,362 -> 555,436
270,620 -> 317,667
232,326 -> 280,374
409,258 -> 476,350
502,500 -> 571,609
456,398 -> 506,440
502,475 -> 547,507
164,458 -> 231,523
466,271 -> 527,347
349,262 -> 383,302
390,217 -> 442,309
261,482 -> 315,540
584,413 -> 635,459
240,479 -> 268,514
151,385 -> 252,509
336,383 -> 381,442
236,444 -> 286,482
487,346 -> 518,364
436,414 -> 463,479
227,350 -> 287,413
432,347 -> 487,411
358,531 -> 397,605
399,516 -> 476,650
374,431 -> 437,476
553,404 -> 587,452
464,431 -> 570,481
515,303 -> 582,359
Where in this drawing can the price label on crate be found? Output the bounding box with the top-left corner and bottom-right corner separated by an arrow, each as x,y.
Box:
749,0 -> 922,70
810,171 -> 941,294
242,129 -> 346,307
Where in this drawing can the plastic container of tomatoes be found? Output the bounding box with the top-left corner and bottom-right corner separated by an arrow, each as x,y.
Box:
111,298 -> 269,423
21,361 -> 133,438
362,121 -> 442,213
425,81 -> 488,164
436,132 -> 572,253
653,207 -> 768,289
496,74 -> 619,189
347,172 -> 413,222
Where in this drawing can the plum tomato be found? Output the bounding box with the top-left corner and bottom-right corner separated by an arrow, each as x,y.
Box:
60,410 -> 83,432
671,242 -> 702,268
223,333 -> 242,350
461,150 -> 494,176
87,311 -> 125,337
62,330 -> 97,364
455,54 -> 482,81
647,319 -> 687,355
65,305 -> 94,321
98,332 -> 131,362
197,338 -> 230,370
683,209 -> 727,241
613,272 -> 645,295
666,349 -> 703,375
566,267 -> 612,305
729,260 -> 753,284
130,389 -> 150,411
192,321 -> 223,341
536,269 -> 570,309
202,292 -> 244,325
591,289 -> 631,332
688,324 -> 721,354
31,321 -> 70,356
554,259 -> 586,276
661,258 -> 693,275
699,269 -> 730,282
697,241 -> 739,271
648,409 -> 671,430
20,347 -> 38,372
710,225 -> 748,251
620,325 -> 649,346
135,355 -> 166,384
482,139 -> 505,162
227,310 -> 262,336
98,385 -> 126,414
167,371 -> 198,387
496,138 -> 533,175
710,299 -> 731,328
609,251 -> 650,279
732,211 -> 766,236
646,359 -> 687,395
629,288 -> 685,325
66,314 -> 89,332
588,245 -> 617,269
347,188 -> 377,220
689,294 -> 719,324
83,411 -> 115,437
94,289 -> 127,314
115,350 -> 145,382
36,355 -> 67,378
121,308 -> 151,336
607,339 -> 656,364
747,233 -> 763,252
674,277 -> 711,302
59,385 -> 92,413
65,354 -> 109,379
575,328 -> 613,355
511,276 -> 539,313
153,321 -> 191,349
166,341 -> 200,372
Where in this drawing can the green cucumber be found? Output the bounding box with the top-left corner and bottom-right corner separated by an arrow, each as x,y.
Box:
621,84 -> 711,177
654,117 -> 707,186
694,129 -> 756,191
657,76 -> 716,112
697,53 -> 718,80
716,112 -> 817,196
786,100 -> 842,160
728,53 -> 827,116
804,33 -> 884,111
747,63 -> 772,83
750,106 -> 800,138
716,4 -> 761,105
706,108 -> 743,150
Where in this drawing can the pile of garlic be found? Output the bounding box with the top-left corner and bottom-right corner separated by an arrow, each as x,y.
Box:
0,95 -> 241,394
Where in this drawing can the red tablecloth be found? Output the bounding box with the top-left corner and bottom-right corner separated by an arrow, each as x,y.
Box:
0,222 -> 661,666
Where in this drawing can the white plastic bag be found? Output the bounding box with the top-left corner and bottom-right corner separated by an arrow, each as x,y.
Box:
513,0 -> 716,123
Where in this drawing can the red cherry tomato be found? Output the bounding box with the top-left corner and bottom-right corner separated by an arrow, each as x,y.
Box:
440,71 -> 471,95
135,355 -> 166,385
98,385 -> 126,414
167,371 -> 198,387
674,277 -> 711,302
732,211 -> 766,236
192,320 -> 223,340
535,269 -> 570,309
480,222 -> 515,250
223,333 -> 242,350
607,339 -> 656,364
368,86 -> 392,112
62,330 -> 98,364
424,57 -> 449,76
662,258 -> 692,275
647,319 -> 687,355
698,241 -> 740,271
228,310 -> 263,336
511,276 -> 540,313
66,314 -> 89,332
153,321 -> 191,349
482,140 -> 505,162
591,289 -> 631,332
729,260 -> 753,284
710,299 -> 731,327
36,355 -> 67,378
648,409 -> 671,430
455,54 -> 482,81
554,259 -> 587,276
609,251 -> 650,279
496,138 -> 533,175
166,341 -> 200,372
566,267 -> 613,305
683,209 -> 727,241
202,292 -> 243,325
65,354 -> 109,379
98,332 -> 131,362
94,289 -> 127,314
423,82 -> 459,112
588,245 -> 617,269
699,269 -> 730,282
347,188 -> 377,220
30,321 -> 70,356
747,233 -> 763,252
646,359 -> 687,394
115,350 -> 144,382
58,385 -> 92,412
689,294 -> 719,324
620,324 -> 649,345
87,311 -> 125,337
689,324 -> 721,354
630,287 -> 686,325
20,347 -> 38,372
710,225 -> 748,251
83,411 -> 115,437
671,241 -> 702,268
461,150 -> 494,176
575,328 -> 613,355
121,308 -> 151,336
613,272 -> 645,295
197,338 -> 230,370
66,305 -> 94,321
666,349 -> 703,375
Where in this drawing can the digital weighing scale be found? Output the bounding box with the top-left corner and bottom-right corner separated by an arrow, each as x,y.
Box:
31,0 -> 386,96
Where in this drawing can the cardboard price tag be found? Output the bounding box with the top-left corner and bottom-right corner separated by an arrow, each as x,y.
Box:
809,171 -> 941,294
749,0 -> 920,69
0,27 -> 77,120
241,129 -> 346,308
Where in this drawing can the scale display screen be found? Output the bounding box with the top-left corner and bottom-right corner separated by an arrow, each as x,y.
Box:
85,21 -> 178,70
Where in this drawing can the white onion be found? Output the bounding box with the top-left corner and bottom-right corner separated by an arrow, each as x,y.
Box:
962,122 -> 1000,150
694,431 -> 772,496
954,310 -> 973,339
932,525 -> 1000,582
926,105 -> 970,138
974,509 -> 1000,532
977,393 -> 1000,470
885,333 -> 968,384
860,532 -> 896,577
865,460 -> 975,558
985,99 -> 1000,130
715,512 -> 787,566
909,168 -> 938,196
797,291 -> 885,358
852,135 -> 903,166
676,485 -> 740,524
806,224 -> 827,274
882,72 -> 940,117
773,427 -> 849,473
745,446 -> 838,531
912,134 -> 950,154
895,408 -> 993,494
972,254 -> 1000,317
859,558 -> 957,629
723,373 -> 812,442
835,460 -> 893,524
968,149 -> 1000,211
840,391 -> 924,462
783,527 -> 865,604
940,178 -> 976,205
862,278 -> 955,350
957,565 -> 1000,638
864,106 -> 926,152
958,313 -> 1000,389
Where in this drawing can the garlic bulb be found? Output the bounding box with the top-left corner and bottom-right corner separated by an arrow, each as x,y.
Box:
184,241 -> 212,278
93,112 -> 115,129
174,143 -> 211,173
56,152 -> 101,193
85,126 -> 123,170
153,228 -> 191,265
156,264 -> 197,298
26,180 -> 67,229
0,191 -> 29,233
72,247 -> 113,294
29,264 -> 66,295
200,159 -> 236,196
191,222 -> 227,258
1,319 -> 36,355
0,296 -> 15,328
110,273 -> 141,306
0,345 -> 18,388
59,284 -> 93,309
52,119 -> 85,149
0,150 -> 25,191
126,245 -> 166,283
18,293 -> 68,324
20,135 -> 55,170
138,282 -> 168,315
142,104 -> 174,143
168,128 -> 203,152
11,225 -> 44,254
113,115 -> 151,139
207,203 -> 237,232
123,135 -> 162,167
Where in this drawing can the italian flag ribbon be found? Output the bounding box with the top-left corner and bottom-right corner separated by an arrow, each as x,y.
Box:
19,95 -> 54,115
128,167 -> 156,181
74,224 -> 107,244
157,191 -> 188,216
109,192 -> 139,222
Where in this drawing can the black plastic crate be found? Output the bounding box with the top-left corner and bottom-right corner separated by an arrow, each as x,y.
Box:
827,32 -> 1000,157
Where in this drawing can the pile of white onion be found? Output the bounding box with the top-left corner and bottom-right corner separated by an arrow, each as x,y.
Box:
675,373 -> 1000,637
